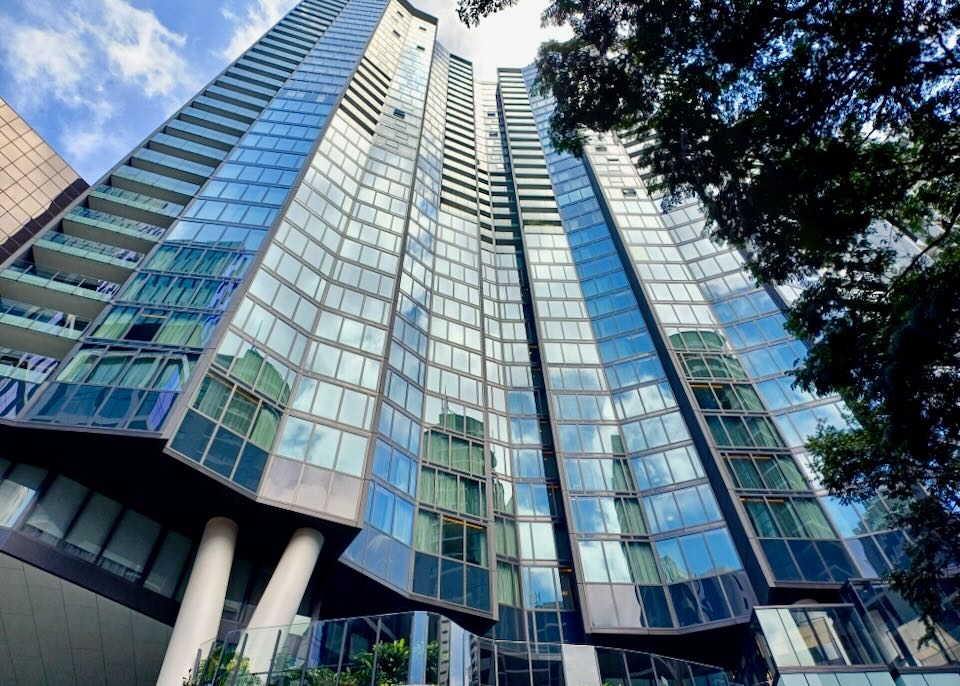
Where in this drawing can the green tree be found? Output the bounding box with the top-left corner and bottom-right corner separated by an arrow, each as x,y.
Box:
458,0 -> 960,631
184,643 -> 260,686
352,638 -> 411,686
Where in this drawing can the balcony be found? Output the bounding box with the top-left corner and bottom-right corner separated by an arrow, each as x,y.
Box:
33,232 -> 141,284
0,261 -> 118,320
131,147 -> 216,186
62,206 -> 165,253
192,95 -> 260,125
0,297 -> 88,359
0,346 -> 57,387
148,132 -> 227,167
0,346 -> 57,417
187,611 -> 730,686
87,184 -> 183,227
164,119 -> 239,152
110,165 -> 200,205
179,106 -> 248,136
216,74 -> 277,101
204,84 -> 270,112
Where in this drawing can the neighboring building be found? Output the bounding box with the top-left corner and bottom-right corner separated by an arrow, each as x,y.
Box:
0,1 -> 955,685
0,97 -> 87,262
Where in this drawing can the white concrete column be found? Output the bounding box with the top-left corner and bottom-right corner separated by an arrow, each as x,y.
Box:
243,527 -> 324,675
561,644 -> 602,686
157,516 -> 238,686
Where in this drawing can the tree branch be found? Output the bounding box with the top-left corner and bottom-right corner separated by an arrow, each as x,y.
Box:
885,215 -> 957,292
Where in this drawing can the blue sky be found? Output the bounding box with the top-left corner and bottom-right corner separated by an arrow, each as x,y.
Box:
0,0 -> 568,183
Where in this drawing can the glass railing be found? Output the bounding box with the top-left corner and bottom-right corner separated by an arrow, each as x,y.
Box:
194,95 -> 260,122
36,231 -> 142,266
181,107 -> 250,135
1,260 -> 120,299
218,74 -> 277,99
844,581 -> 960,669
0,347 -> 58,417
166,119 -> 241,149
748,605 -> 885,683
0,297 -> 89,335
150,132 -> 228,163
112,165 -> 201,198
235,57 -> 289,81
0,346 -> 57,385
89,184 -> 185,218
133,147 -> 217,179
206,84 -> 271,109
66,206 -> 167,242
186,611 -> 730,686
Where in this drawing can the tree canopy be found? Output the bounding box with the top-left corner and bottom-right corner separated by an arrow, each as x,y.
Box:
460,0 -> 960,629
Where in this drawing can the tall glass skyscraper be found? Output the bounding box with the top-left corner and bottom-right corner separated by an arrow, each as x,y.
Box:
0,0 -> 956,684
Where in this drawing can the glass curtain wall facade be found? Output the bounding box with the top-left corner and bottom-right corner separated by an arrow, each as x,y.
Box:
0,0 -> 953,683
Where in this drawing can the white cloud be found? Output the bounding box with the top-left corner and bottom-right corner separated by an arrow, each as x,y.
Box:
60,101 -> 129,168
220,0 -> 297,61
0,0 -> 198,178
415,0 -> 571,80
100,0 -> 191,99
3,25 -> 93,108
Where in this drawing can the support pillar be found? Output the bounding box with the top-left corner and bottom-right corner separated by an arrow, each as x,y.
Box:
157,516 -> 238,686
243,527 -> 324,675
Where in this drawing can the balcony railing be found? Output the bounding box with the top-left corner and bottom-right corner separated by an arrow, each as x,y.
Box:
743,604 -> 889,686
0,297 -> 89,336
1,261 -> 120,300
0,346 -> 57,385
186,611 -> 730,686
88,184 -> 185,219
844,581 -> 960,670
37,231 -> 142,267
66,206 -> 167,242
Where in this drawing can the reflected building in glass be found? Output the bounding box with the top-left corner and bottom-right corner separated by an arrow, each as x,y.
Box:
0,1 -> 955,685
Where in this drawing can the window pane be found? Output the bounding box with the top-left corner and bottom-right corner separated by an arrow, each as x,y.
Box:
530,522 -> 556,560
497,562 -> 520,606
578,540 -> 608,582
144,531 -> 192,597
0,465 -> 46,527
193,375 -> 231,419
728,458 -> 764,489
794,499 -> 835,539
656,539 -> 689,582
415,510 -> 439,554
704,528 -> 742,573
648,493 -> 681,532
676,488 -> 707,526
679,534 -> 713,577
776,455 -> 807,490
603,541 -> 632,582
758,455 -> 789,490
99,510 -> 162,581
63,494 -> 123,562
524,567 -> 560,609
465,523 -> 486,566
24,476 -> 88,545
442,518 -> 463,560
770,501 -> 806,538
627,543 -> 660,585
745,500 -> 780,537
